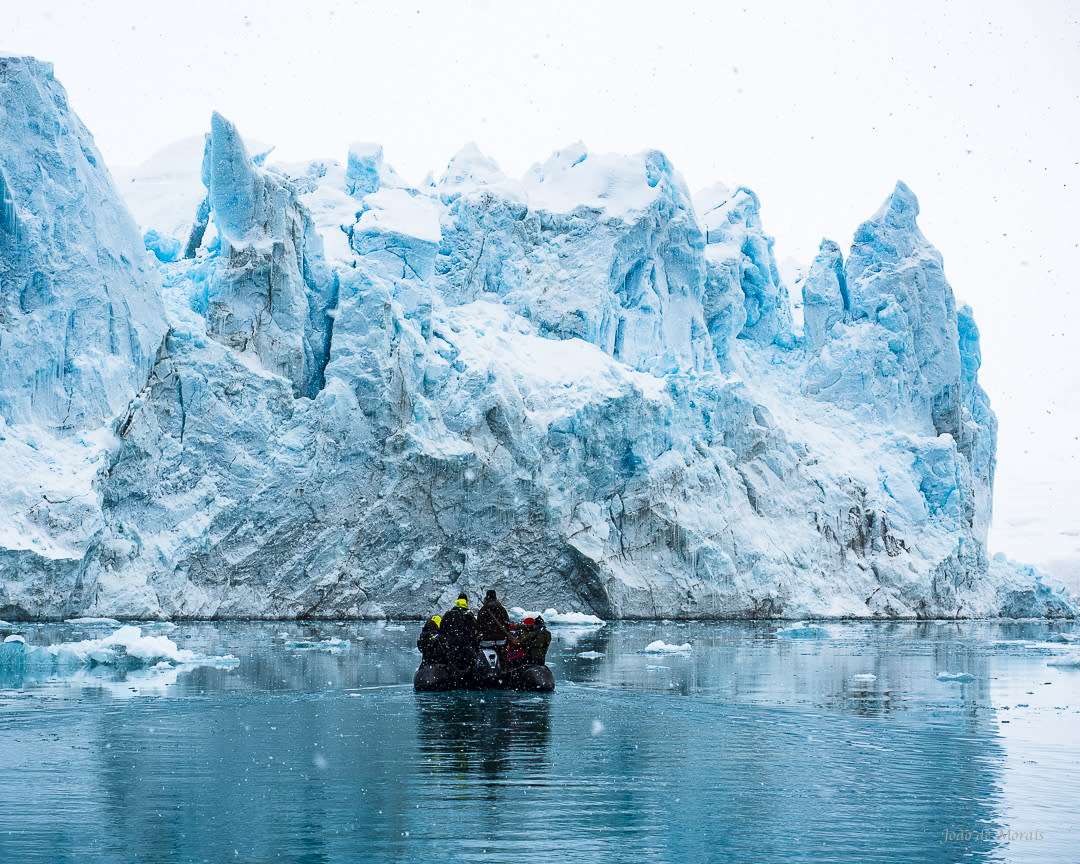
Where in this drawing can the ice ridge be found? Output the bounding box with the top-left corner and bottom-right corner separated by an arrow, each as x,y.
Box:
0,57 -> 1072,622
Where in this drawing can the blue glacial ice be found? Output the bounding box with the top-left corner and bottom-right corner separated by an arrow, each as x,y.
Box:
0,58 -> 166,431
937,671 -> 977,683
0,625 -> 237,674
776,623 -> 831,639
0,56 -> 1074,621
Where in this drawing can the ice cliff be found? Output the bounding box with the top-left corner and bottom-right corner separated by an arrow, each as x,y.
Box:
0,57 -> 1073,620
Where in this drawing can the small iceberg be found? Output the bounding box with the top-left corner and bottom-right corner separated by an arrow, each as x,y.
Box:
64,617 -> 122,625
642,640 -> 692,654
937,672 -> 976,683
1046,654 -> 1080,668
776,623 -> 830,639
852,673 -> 877,682
1046,633 -> 1079,644
576,651 -> 605,659
508,607 -> 605,647
509,607 -> 605,626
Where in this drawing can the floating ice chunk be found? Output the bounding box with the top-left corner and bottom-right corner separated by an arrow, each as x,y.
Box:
543,609 -> 605,626
285,638 -> 350,653
509,607 -> 606,626
852,673 -> 877,682
64,617 -> 122,625
1046,654 -> 1080,668
577,651 -> 605,659
1,626 -> 236,672
1046,633 -> 1079,644
776,623 -> 830,639
4,634 -> 25,643
937,672 -> 976,683
642,640 -> 692,654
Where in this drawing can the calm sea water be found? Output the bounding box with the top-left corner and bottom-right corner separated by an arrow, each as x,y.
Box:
1,620 -> 1078,863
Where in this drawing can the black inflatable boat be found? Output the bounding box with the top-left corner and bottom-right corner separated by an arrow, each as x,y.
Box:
414,642 -> 555,692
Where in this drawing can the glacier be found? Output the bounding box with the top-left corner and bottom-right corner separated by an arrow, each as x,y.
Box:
0,56 -> 1074,621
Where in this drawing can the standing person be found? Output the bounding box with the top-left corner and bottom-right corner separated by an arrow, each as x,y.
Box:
476,589 -> 513,667
440,593 -> 479,675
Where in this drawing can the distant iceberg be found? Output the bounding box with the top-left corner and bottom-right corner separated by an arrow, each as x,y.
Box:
510,608 -> 606,626
642,640 -> 692,654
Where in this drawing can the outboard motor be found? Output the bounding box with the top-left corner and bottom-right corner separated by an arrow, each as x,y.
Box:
479,639 -> 504,670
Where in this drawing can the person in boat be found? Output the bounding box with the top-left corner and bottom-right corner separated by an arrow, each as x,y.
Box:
514,616 -> 552,666
440,593 -> 480,673
476,589 -> 513,666
416,615 -> 445,664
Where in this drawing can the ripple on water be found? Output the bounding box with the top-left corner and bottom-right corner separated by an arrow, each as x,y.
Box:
0,620 -> 1077,862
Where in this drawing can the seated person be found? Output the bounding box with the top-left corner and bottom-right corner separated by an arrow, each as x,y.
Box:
515,616 -> 552,666
477,589 -> 512,641
440,593 -> 479,670
477,589 -> 513,665
416,615 -> 445,664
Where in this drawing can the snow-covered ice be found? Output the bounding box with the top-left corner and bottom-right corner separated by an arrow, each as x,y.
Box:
0,625 -> 237,672
64,617 -> 122,625
0,57 -> 1074,622
642,640 -> 692,654
510,608 -> 607,626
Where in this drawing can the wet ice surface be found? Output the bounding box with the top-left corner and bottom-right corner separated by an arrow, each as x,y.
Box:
1,621 -> 1078,863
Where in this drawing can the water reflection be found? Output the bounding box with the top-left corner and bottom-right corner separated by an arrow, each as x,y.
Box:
0,620 -> 1077,862
415,691 -> 552,783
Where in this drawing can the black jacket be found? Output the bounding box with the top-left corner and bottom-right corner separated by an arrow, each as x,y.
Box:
416,618 -> 445,663
477,599 -> 512,642
440,606 -> 479,666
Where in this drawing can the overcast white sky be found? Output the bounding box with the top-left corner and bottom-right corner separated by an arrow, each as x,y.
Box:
7,0 -> 1080,576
